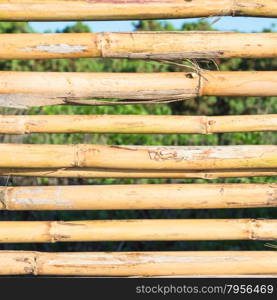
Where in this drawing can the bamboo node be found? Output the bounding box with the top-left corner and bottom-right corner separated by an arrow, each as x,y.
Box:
20,116 -> 30,134
267,184 -> 277,206
201,173 -> 219,179
96,32 -> 111,58
248,219 -> 271,241
231,0 -> 238,16
0,188 -> 7,210
228,0 -> 265,17
49,221 -> 86,242
74,144 -> 88,168
207,0 -> 263,19
200,116 -> 214,134
14,253 -> 38,275
48,221 -> 59,243
248,219 -> 259,240
52,234 -> 71,242
206,119 -> 216,134
33,253 -> 39,275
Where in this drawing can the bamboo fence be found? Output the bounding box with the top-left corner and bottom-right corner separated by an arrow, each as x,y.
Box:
0,219 -> 276,243
0,0 -> 276,21
1,32 -> 277,60
1,114 -> 277,134
1,167 -> 276,179
1,71 -> 277,108
1,251 -> 277,276
0,144 -> 277,170
0,184 -> 276,211
0,0 -> 277,279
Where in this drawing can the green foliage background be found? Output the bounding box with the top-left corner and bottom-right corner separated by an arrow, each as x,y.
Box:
0,20 -> 276,252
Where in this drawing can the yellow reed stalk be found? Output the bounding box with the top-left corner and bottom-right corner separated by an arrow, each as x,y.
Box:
0,144 -> 277,170
1,251 -> 277,276
0,114 -> 277,134
1,32 -> 277,60
0,0 -> 276,21
0,219 -> 275,243
0,71 -> 277,108
0,167 -> 276,179
0,184 -> 276,210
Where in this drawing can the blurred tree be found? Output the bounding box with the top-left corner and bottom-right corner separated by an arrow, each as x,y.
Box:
61,21 -> 91,33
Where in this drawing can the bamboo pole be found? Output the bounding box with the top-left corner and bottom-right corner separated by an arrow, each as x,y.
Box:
0,71 -> 277,108
0,0 -> 276,21
0,144 -> 277,170
1,114 -> 277,134
1,32 -> 277,60
0,219 -> 276,243
0,167 -> 276,179
0,184 -> 276,210
1,251 -> 277,276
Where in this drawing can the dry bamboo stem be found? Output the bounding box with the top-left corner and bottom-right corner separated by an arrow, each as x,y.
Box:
1,251 -> 277,276
0,184 -> 276,210
0,144 -> 277,170
1,114 -> 277,134
0,219 -> 276,243
0,71 -> 277,108
2,32 -> 277,60
0,167 -> 277,179
0,0 -> 276,21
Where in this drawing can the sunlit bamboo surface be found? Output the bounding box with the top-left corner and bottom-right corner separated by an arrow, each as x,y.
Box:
0,219 -> 276,243
1,72 -> 277,108
1,251 -> 277,276
0,184 -> 276,210
0,0 -> 276,21
1,32 -> 277,60
1,114 -> 277,134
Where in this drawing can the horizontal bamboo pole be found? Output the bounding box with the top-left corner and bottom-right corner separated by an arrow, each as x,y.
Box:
0,184 -> 276,210
2,32 -> 277,60
0,219 -> 276,243
1,114 -> 277,134
1,167 -> 277,179
0,0 -> 276,21
1,251 -> 277,276
0,144 -> 277,170
1,72 -> 277,108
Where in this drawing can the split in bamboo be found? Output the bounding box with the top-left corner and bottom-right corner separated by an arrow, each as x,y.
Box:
1,71 -> 277,108
2,32 -> 277,60
0,0 -> 276,21
0,184 -> 276,210
1,251 -> 277,276
1,168 -> 277,179
0,219 -> 276,243
1,144 -> 277,170
1,114 -> 277,134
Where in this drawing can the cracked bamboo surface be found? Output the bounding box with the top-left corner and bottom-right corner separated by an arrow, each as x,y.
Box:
2,32 -> 277,60
0,144 -> 277,170
1,114 -> 277,134
1,72 -> 277,108
0,219 -> 276,243
1,251 -> 277,276
0,0 -> 276,21
1,168 -> 277,179
0,184 -> 276,210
